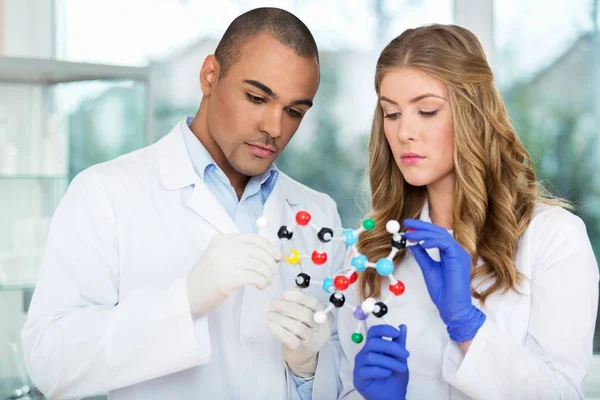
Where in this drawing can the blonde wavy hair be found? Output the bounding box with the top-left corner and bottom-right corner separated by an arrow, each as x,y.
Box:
358,24 -> 569,302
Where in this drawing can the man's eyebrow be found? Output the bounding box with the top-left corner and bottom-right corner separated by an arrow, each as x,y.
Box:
244,79 -> 277,99
289,99 -> 313,108
244,79 -> 313,108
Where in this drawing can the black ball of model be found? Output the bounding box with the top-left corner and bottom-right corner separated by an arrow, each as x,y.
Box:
372,302 -> 388,318
277,226 -> 294,240
329,292 -> 346,308
295,273 -> 311,289
317,227 -> 334,243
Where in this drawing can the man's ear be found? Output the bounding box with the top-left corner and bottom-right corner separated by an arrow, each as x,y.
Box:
200,54 -> 221,96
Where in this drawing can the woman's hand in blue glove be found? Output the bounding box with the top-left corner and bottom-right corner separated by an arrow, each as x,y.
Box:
354,324 -> 409,400
403,219 -> 486,342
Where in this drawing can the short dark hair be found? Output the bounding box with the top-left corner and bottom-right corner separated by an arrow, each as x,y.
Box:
214,7 -> 319,77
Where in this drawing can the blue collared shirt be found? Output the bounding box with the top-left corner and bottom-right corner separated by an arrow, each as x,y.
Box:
182,117 -> 278,231
181,118 -> 314,399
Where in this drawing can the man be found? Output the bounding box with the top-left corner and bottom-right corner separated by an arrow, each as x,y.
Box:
21,7 -> 345,399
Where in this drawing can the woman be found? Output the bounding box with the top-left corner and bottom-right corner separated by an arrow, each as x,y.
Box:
337,24 -> 599,400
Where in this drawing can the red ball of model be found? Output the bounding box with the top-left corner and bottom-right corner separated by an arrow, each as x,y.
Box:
311,250 -> 328,265
295,210 -> 311,226
349,271 -> 358,284
334,275 -> 350,291
389,281 -> 405,296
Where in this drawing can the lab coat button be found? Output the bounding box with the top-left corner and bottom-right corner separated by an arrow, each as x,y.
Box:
247,338 -> 256,347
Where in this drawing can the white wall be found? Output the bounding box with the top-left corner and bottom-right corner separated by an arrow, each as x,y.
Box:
454,0 -> 494,65
0,0 -> 4,55
3,0 -> 54,58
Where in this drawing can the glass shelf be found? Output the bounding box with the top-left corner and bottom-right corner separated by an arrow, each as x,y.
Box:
0,175 -> 68,181
0,283 -> 35,292
0,56 -> 150,85
0,19 -> 151,391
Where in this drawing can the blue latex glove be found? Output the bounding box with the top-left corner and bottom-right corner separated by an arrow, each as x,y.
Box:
354,324 -> 409,400
403,219 -> 486,342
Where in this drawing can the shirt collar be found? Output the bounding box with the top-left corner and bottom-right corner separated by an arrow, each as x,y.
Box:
181,117 -> 279,189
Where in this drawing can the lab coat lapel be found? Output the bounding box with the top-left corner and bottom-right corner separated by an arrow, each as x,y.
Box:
158,122 -> 238,234
188,180 -> 239,234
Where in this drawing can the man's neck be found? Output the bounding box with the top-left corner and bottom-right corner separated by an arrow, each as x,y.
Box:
189,108 -> 250,199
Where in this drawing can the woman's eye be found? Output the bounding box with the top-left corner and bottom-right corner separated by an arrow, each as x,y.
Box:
419,110 -> 438,117
384,112 -> 400,120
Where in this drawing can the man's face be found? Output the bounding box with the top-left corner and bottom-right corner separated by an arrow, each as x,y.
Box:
204,32 -> 319,177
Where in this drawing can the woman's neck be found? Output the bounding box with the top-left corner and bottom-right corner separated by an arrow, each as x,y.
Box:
426,174 -> 455,229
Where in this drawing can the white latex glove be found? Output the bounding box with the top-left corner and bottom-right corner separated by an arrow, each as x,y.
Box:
187,233 -> 282,315
267,289 -> 333,378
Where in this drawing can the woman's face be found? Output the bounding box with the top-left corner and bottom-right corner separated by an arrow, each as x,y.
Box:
379,67 -> 455,191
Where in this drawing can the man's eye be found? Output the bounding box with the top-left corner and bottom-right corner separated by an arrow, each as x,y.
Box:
286,108 -> 302,118
246,93 -> 265,103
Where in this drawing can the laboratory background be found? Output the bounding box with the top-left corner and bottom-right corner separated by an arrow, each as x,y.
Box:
0,0 -> 599,398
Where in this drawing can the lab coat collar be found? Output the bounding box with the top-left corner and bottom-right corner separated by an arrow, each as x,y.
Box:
158,122 -> 199,191
157,121 -> 299,234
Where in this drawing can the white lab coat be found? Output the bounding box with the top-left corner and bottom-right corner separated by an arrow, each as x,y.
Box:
21,122 -> 346,400
338,202 -> 599,400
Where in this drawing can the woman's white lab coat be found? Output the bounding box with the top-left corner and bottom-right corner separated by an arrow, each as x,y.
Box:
338,202 -> 599,400
20,122 -> 346,400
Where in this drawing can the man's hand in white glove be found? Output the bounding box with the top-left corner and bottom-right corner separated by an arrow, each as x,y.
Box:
267,289 -> 333,378
187,233 -> 282,316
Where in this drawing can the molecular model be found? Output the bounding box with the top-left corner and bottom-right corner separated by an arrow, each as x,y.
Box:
256,210 -> 417,344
